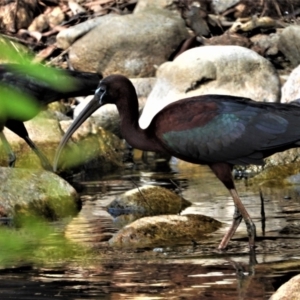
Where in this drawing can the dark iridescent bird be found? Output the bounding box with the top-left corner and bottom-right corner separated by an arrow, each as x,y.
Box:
54,74 -> 300,250
0,63 -> 101,170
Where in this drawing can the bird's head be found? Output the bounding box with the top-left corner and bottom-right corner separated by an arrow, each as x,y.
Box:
53,74 -> 133,172
94,74 -> 134,106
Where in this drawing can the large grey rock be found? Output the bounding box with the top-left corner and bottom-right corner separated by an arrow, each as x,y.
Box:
69,8 -> 189,77
56,15 -> 115,49
278,25 -> 300,66
0,167 -> 79,219
139,45 -> 281,129
134,0 -> 175,13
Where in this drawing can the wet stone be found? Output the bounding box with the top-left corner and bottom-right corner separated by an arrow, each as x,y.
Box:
0,167 -> 79,220
108,214 -> 223,249
107,185 -> 191,217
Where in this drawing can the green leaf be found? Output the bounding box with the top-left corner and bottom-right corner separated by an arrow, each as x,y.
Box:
0,85 -> 40,120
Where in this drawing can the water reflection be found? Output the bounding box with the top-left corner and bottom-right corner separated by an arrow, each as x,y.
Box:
0,163 -> 300,299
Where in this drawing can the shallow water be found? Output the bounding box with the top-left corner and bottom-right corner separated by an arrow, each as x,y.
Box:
1,162 -> 300,299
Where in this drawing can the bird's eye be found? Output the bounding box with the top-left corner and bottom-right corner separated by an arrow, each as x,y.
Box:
95,86 -> 105,95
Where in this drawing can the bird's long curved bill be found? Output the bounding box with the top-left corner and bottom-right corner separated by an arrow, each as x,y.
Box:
53,96 -> 101,172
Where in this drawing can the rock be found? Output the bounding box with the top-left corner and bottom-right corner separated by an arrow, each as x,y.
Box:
0,0 -> 38,32
211,0 -> 240,14
28,14 -> 49,32
56,15 -> 115,49
0,114 -> 123,173
111,214 -> 145,230
69,8 -> 189,77
140,45 -> 281,129
109,214 -> 223,248
278,25 -> 300,67
131,77 -> 157,98
47,6 -> 65,28
207,32 -> 252,48
285,173 -> 300,185
281,65 -> 300,103
280,221 -> 300,234
248,162 -> 300,187
68,0 -> 86,15
229,16 -> 278,34
0,117 -> 62,169
219,0 -> 300,18
74,77 -> 156,136
134,0 -> 175,13
0,167 -> 79,219
57,119 -> 124,172
250,33 -> 280,57
270,148 -> 300,168
109,185 -> 191,228
269,274 -> 300,300
74,99 -> 121,137
107,185 -> 191,217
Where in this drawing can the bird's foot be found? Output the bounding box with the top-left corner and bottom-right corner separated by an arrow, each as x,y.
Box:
8,153 -> 16,167
218,213 -> 243,250
41,160 -> 53,172
245,219 -> 257,248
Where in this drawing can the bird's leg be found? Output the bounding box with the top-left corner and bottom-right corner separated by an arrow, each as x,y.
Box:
218,205 -> 243,250
229,188 -> 256,249
209,163 -> 256,249
0,131 -> 16,167
218,190 -> 256,249
259,188 -> 266,236
23,136 -> 52,171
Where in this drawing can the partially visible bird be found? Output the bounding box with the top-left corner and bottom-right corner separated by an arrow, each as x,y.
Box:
0,64 -> 101,169
54,74 -> 300,250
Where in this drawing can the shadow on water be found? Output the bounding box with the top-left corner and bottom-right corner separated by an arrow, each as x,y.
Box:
1,161 -> 300,299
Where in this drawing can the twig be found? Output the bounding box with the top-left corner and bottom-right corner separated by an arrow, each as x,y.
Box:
45,46 -> 70,66
13,0 -> 20,33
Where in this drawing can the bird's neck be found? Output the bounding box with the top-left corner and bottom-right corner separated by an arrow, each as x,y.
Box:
116,96 -> 164,152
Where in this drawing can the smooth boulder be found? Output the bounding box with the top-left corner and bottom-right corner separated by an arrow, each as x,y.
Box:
69,8 -> 189,77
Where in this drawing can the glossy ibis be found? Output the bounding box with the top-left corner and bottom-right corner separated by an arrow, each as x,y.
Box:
0,64 -> 101,169
54,74 -> 300,250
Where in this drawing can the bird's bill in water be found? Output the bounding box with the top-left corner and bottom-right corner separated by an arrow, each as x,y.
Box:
53,95 -> 102,172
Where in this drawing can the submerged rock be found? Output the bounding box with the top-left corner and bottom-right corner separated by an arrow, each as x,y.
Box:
249,162 -> 300,187
109,214 -> 222,248
0,167 -> 79,219
107,185 -> 191,217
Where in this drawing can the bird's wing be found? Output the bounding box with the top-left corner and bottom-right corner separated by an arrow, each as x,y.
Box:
0,64 -> 100,104
154,96 -> 300,165
0,64 -> 56,101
